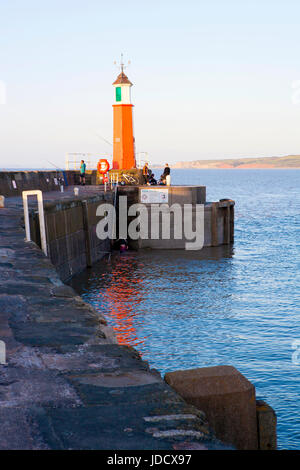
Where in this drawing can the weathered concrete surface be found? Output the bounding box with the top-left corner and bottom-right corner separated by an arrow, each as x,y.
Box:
0,170 -> 96,197
0,194 -> 231,450
0,170 -> 64,197
29,187 -> 114,281
256,400 -> 277,450
164,366 -> 258,450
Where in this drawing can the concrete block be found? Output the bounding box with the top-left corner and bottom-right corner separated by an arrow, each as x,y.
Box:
256,400 -> 277,450
217,209 -> 225,245
48,240 -> 59,266
65,232 -> 82,260
56,237 -> 69,264
196,186 -> 206,204
127,188 -> 232,249
56,262 -> 72,283
45,213 -> 57,242
53,210 -> 67,239
87,201 -> 100,226
164,365 -> 258,450
204,206 -> 212,246
64,207 -> 83,234
69,253 -> 87,278
210,202 -> 219,246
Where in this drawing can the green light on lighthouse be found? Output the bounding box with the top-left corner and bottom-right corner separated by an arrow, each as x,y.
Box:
116,87 -> 121,102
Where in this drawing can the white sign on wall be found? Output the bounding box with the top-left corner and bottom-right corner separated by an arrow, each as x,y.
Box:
0,340 -> 6,365
140,188 -> 169,204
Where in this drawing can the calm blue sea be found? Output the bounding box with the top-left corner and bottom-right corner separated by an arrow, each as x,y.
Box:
69,169 -> 300,450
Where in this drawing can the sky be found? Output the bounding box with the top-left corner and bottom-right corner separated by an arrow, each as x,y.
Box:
1,0 -> 300,168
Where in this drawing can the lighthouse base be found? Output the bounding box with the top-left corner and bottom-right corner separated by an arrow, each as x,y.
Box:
117,185 -> 235,250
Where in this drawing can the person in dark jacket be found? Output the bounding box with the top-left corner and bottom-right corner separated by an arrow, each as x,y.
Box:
160,163 -> 170,185
163,163 -> 170,177
148,172 -> 157,185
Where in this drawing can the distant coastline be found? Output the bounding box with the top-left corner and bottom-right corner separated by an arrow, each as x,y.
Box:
169,155 -> 300,170
2,154 -> 300,171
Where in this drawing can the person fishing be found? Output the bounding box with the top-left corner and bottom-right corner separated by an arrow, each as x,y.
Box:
80,160 -> 86,185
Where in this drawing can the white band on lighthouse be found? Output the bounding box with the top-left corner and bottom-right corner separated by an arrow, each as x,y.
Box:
113,84 -> 132,105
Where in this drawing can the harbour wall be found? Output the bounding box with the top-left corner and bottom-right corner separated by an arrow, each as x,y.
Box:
0,170 -> 98,197
2,199 -> 227,450
0,171 -> 234,253
0,174 -> 277,450
29,192 -> 113,282
28,185 -> 234,282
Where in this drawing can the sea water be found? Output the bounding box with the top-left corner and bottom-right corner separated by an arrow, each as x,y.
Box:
69,169 -> 300,449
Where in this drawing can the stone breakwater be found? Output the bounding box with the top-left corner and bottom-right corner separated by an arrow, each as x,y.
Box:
29,189 -> 114,281
0,170 -> 95,197
0,192 -> 228,450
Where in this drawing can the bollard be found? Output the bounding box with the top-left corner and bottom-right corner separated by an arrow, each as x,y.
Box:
164,366 -> 259,450
0,195 -> 5,208
74,187 -> 79,196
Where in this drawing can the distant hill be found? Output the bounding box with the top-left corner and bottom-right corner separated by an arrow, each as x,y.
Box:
171,155 -> 300,169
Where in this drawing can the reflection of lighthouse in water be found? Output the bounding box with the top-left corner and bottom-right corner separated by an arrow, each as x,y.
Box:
98,256 -> 146,347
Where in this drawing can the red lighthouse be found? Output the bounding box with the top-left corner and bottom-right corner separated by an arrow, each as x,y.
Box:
112,59 -> 136,170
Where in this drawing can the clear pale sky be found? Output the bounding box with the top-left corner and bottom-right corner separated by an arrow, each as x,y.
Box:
1,0 -> 300,168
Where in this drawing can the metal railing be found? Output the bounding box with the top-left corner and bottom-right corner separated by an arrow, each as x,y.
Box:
22,190 -> 47,256
65,152 -> 150,171
136,152 -> 150,169
109,173 -> 119,188
65,153 -> 112,171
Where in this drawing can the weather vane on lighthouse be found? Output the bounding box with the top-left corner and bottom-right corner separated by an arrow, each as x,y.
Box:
114,53 -> 131,75
112,54 -> 136,170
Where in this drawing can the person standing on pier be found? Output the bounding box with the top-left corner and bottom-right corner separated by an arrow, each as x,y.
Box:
160,163 -> 171,185
80,160 -> 86,186
163,163 -> 170,178
142,162 -> 149,185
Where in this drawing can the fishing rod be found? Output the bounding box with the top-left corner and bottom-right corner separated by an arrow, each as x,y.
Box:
95,133 -> 113,147
45,160 -> 68,186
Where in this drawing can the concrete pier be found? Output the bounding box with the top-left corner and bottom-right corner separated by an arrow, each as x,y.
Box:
0,188 -> 232,450
29,187 -> 114,281
0,171 -> 246,450
17,183 -> 235,281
